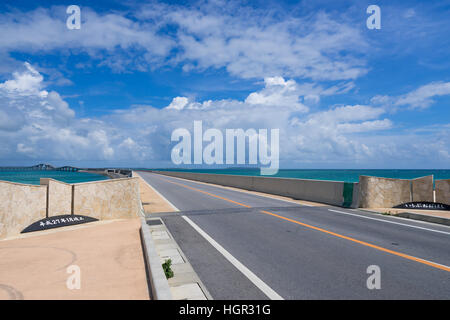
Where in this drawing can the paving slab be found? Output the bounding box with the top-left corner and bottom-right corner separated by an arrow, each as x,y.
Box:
159,248 -> 185,265
171,283 -> 208,300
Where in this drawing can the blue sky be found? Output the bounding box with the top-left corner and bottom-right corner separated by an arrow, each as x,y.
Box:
0,0 -> 449,169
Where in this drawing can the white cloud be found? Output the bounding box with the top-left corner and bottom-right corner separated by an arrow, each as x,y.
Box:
288,105 -> 393,161
166,97 -> 189,110
0,6 -> 173,73
0,62 -> 46,97
0,64 -> 109,160
337,119 -> 393,133
245,77 -> 308,112
372,81 -> 450,110
163,6 -> 368,80
395,82 -> 450,109
1,64 -> 448,167
0,3 -> 368,81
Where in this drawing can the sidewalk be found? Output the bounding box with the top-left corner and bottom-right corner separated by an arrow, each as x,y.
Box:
0,218 -> 150,300
135,171 -> 175,214
366,208 -> 450,226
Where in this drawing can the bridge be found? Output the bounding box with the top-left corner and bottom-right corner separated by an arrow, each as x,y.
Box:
0,164 -> 80,172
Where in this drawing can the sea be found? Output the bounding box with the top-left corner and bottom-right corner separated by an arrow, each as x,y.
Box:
149,168 -> 450,183
0,170 -> 109,185
2,168 -> 450,185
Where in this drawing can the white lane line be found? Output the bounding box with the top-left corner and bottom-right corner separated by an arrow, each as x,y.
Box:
328,209 -> 450,236
182,215 -> 284,300
142,172 -> 284,300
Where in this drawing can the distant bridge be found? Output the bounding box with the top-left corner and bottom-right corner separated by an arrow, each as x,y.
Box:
0,164 -> 80,172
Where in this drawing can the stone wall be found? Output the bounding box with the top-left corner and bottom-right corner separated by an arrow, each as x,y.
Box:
41,178 -> 73,216
358,176 -> 411,208
359,175 -> 436,208
435,179 -> 450,205
0,177 -> 141,239
411,175 -> 434,202
73,178 -> 141,220
0,181 -> 47,239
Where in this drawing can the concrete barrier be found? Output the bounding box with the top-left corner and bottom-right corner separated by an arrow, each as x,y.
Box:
151,171 -> 446,209
436,179 -> 450,205
0,181 -> 47,239
151,171 -> 359,208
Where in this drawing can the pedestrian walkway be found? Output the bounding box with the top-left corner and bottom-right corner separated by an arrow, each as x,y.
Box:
0,218 -> 149,300
135,171 -> 175,214
366,208 -> 450,225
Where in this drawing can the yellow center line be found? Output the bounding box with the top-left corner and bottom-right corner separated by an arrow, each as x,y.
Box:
155,174 -> 450,273
157,176 -> 252,208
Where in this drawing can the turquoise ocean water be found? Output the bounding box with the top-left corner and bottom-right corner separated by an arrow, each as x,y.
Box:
3,168 -> 449,185
0,170 -> 108,185
150,168 -> 450,183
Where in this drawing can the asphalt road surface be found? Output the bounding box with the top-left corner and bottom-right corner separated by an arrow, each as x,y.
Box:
139,171 -> 450,300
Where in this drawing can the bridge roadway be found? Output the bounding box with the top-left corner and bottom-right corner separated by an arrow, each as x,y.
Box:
139,171 -> 450,300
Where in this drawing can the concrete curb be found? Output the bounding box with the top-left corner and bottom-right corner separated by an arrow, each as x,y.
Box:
394,212 -> 450,226
147,217 -> 213,300
140,216 -> 173,300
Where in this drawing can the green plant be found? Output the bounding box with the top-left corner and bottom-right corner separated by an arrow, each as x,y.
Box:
162,259 -> 174,279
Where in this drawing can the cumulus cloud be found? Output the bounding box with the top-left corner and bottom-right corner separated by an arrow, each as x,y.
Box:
0,62 -> 47,97
3,65 -> 448,167
1,64 -> 449,167
288,105 -> 392,161
245,77 -> 308,112
166,97 -> 190,110
0,63 -> 112,160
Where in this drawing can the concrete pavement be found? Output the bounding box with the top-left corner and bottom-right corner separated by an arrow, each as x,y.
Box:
139,171 -> 450,300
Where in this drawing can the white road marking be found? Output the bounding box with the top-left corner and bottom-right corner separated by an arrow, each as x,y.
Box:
328,209 -> 450,236
182,215 -> 284,300
139,171 -> 284,300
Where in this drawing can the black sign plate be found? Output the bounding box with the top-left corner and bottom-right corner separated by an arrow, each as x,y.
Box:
394,202 -> 450,211
21,215 -> 98,233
